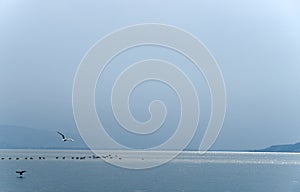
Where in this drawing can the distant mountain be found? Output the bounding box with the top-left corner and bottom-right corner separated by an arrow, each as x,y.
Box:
252,142 -> 300,152
2,124 -> 300,152
0,125 -> 88,149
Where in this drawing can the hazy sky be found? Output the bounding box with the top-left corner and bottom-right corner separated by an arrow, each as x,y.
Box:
0,0 -> 300,150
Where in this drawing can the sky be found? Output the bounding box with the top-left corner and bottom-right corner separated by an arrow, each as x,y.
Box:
0,0 -> 300,150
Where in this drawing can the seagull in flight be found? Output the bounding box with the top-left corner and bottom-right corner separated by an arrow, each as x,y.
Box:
16,170 -> 26,178
57,131 -> 74,142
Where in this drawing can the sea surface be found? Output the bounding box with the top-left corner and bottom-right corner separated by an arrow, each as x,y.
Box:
1,150 -> 300,192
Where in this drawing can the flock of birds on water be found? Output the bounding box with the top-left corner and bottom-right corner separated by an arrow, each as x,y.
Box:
1,131 -> 123,178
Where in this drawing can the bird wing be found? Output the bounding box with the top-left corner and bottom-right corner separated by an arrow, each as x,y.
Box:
57,131 -> 65,139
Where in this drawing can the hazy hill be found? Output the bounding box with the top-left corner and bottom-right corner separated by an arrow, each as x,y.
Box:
253,142 -> 300,152
2,124 -> 300,152
0,125 -> 87,149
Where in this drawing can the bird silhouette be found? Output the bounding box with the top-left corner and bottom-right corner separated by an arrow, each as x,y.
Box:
57,131 -> 74,142
16,170 -> 26,178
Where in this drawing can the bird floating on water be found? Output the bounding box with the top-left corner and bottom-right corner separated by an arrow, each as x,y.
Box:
57,131 -> 74,142
16,170 -> 26,178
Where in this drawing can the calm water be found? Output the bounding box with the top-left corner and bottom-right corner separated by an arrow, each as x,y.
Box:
1,150 -> 300,192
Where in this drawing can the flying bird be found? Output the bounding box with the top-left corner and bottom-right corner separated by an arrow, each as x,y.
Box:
16,170 -> 26,178
57,131 -> 74,142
